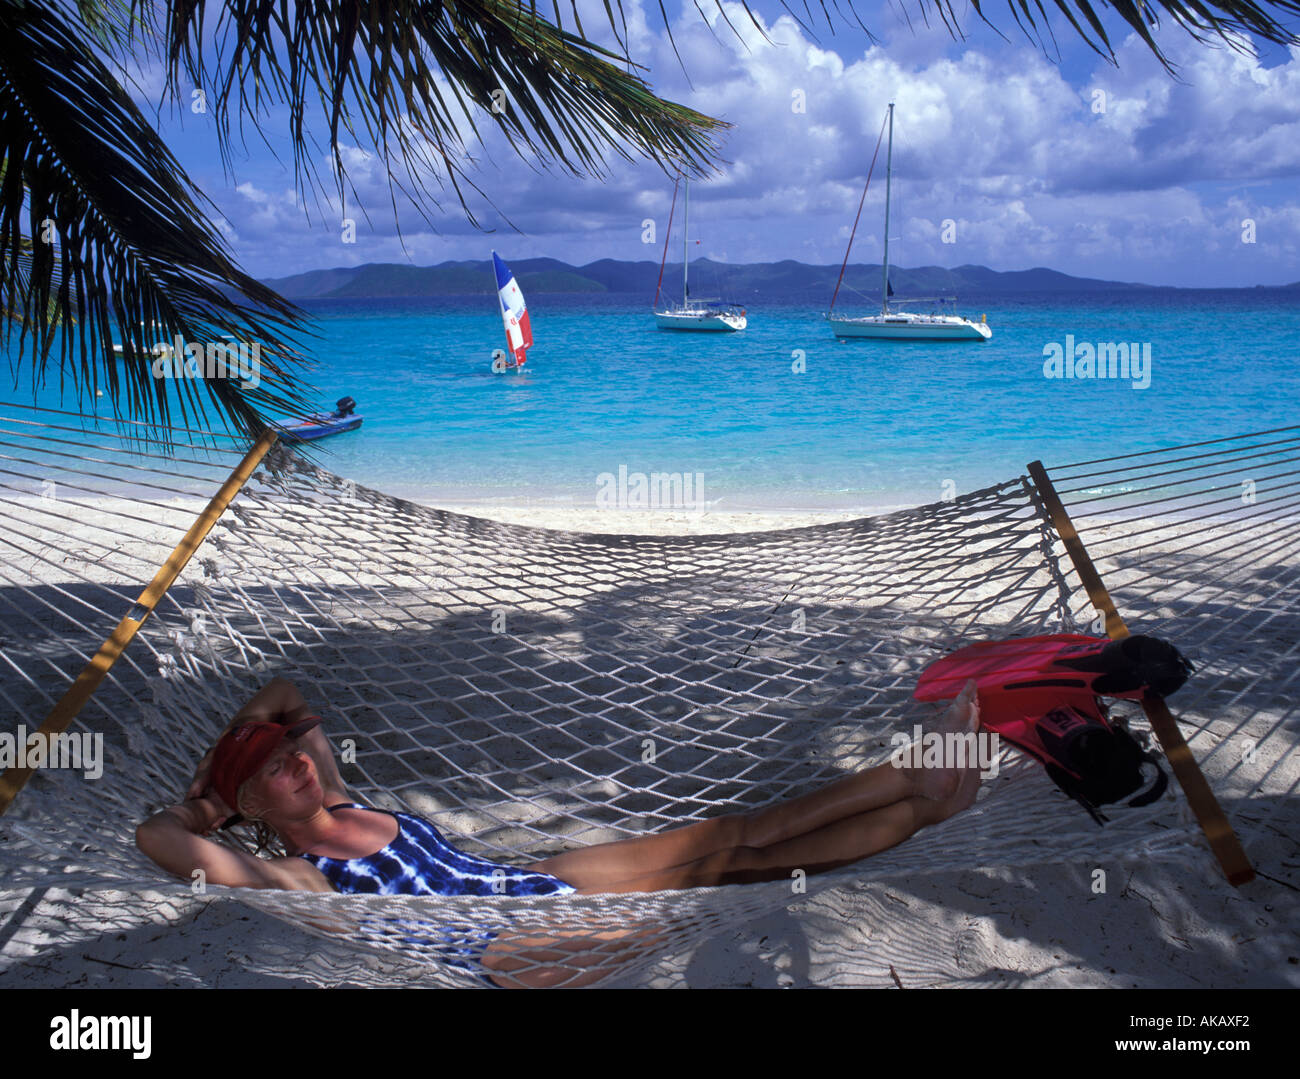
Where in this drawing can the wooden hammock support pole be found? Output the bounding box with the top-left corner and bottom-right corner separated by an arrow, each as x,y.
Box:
1027,460 -> 1255,887
0,427 -> 281,817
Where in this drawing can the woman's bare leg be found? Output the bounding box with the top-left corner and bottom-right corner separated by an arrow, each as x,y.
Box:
548,776 -> 976,895
485,774 -> 979,987
529,683 -> 980,893
710,776 -> 980,887
488,689 -> 980,984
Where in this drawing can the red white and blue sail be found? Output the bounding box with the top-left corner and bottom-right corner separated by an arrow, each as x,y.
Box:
492,251 -> 532,366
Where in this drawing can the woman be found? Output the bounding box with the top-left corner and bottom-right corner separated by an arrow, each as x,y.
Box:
137,676 -> 983,986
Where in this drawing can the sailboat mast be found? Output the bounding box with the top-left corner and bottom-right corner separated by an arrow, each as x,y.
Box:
882,102 -> 894,316
683,176 -> 690,305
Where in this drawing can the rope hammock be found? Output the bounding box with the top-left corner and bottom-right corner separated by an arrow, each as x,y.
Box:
0,400 -> 1294,986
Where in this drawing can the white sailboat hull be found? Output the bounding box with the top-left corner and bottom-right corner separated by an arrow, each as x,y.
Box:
655,307 -> 747,332
828,313 -> 991,340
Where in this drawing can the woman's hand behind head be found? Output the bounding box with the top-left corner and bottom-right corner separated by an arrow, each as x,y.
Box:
187,792 -> 236,835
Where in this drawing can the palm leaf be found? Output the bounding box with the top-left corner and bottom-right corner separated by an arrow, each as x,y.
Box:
144,0 -> 733,231
74,0 -> 139,51
0,0 -> 318,445
588,0 -> 1299,72
3,235 -> 64,328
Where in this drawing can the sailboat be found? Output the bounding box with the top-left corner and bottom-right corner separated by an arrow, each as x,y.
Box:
827,103 -> 991,341
490,251 -> 532,373
653,176 -> 747,332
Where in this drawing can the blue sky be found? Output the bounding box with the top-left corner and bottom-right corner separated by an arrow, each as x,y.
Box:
139,1 -> 1300,287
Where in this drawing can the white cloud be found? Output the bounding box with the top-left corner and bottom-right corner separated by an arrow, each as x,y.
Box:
188,1 -> 1299,285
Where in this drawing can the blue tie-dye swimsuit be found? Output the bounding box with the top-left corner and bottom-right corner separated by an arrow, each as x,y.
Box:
298,802 -> 575,898
298,802 -> 575,983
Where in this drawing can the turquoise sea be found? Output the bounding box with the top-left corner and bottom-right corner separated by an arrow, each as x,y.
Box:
8,289 -> 1300,511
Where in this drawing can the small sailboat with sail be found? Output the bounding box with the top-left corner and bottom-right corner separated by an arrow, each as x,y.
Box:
827,103 -> 991,341
490,251 -> 533,373
653,175 -> 747,332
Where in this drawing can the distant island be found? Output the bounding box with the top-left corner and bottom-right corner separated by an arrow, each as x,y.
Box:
262,258 -> 1300,300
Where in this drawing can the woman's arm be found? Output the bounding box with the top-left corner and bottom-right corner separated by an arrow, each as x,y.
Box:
134,795 -> 333,892
229,676 -> 313,726
186,677 -> 350,804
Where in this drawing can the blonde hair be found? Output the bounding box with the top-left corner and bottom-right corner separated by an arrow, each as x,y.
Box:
235,776 -> 283,856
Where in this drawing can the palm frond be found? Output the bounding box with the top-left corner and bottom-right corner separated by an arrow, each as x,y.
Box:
144,0 -> 732,232
0,0 -> 318,444
583,0 -> 1299,73
74,0 -> 140,52
3,235 -> 64,328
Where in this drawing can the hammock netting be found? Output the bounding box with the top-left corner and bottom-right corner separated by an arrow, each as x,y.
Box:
0,401 -> 1295,986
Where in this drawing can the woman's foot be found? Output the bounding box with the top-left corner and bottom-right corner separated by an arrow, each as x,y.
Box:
909,680 -> 980,802
942,736 -> 984,816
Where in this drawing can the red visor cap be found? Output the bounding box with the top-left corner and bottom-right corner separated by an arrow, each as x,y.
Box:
209,718 -> 322,812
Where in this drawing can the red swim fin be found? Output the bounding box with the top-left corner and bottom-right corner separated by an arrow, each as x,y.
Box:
914,633 -> 1182,823
914,633 -> 1193,706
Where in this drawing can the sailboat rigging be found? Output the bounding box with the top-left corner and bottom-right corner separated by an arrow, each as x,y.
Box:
827,103 -> 991,341
653,175 -> 748,332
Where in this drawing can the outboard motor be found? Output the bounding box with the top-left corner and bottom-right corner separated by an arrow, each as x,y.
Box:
334,396 -> 357,418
